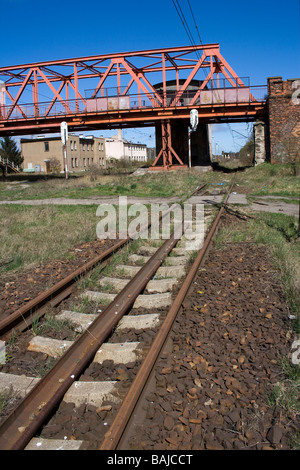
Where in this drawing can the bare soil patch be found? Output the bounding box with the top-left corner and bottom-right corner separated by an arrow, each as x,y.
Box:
0,238 -> 117,322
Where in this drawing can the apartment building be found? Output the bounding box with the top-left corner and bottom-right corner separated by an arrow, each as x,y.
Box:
105,129 -> 148,162
20,134 -> 106,173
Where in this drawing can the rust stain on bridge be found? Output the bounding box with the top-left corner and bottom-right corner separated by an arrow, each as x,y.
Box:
0,44 -> 267,169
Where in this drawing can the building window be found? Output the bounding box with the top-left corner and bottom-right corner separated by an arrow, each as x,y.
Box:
70,140 -> 73,150
44,142 -> 49,152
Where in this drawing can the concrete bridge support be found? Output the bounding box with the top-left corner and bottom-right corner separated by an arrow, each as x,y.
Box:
253,120 -> 267,165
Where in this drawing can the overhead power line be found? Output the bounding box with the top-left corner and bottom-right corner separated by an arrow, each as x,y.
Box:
171,0 -> 201,60
187,0 -> 204,45
170,1 -> 243,151
232,129 -> 249,139
171,0 -> 211,83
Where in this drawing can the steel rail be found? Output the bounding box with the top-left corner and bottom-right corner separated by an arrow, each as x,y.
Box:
0,184 -> 207,340
99,181 -> 235,450
0,184 -> 208,451
0,233 -> 181,450
0,238 -> 128,340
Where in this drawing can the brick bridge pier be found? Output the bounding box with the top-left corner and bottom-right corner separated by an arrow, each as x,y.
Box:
254,77 -> 300,165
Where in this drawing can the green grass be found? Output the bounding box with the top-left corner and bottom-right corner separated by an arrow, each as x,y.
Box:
267,355 -> 300,445
0,391 -> 10,413
1,162 -> 299,202
0,168 -> 229,201
235,162 -> 300,198
33,313 -> 78,337
0,204 -> 98,276
34,356 -> 55,378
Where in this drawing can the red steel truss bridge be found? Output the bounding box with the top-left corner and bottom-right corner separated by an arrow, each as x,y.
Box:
0,44 -> 267,169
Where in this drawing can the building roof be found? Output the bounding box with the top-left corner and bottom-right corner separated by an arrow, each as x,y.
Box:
20,134 -> 105,143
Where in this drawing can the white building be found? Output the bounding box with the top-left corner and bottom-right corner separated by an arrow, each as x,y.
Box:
105,130 -> 148,162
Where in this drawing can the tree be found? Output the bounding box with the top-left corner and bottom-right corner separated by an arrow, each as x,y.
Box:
0,136 -> 23,168
238,132 -> 254,166
49,157 -> 61,174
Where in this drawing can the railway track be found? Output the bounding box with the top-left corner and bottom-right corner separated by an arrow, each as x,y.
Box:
0,183 -> 233,450
0,184 -> 207,339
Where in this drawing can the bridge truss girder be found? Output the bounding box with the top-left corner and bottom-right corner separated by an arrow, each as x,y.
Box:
0,44 -> 267,170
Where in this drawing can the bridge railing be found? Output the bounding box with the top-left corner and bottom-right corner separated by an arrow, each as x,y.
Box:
0,85 -> 267,122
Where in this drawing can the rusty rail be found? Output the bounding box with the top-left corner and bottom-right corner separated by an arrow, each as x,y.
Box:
100,182 -> 234,450
0,182 -> 209,450
0,238 -> 128,339
0,221 -> 191,450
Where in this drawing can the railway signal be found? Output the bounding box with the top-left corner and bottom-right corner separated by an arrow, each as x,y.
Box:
60,121 -> 68,179
188,109 -> 198,168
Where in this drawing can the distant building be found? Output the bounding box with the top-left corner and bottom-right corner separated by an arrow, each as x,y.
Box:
20,130 -> 148,173
221,151 -> 239,160
105,129 -> 148,162
20,134 -> 106,173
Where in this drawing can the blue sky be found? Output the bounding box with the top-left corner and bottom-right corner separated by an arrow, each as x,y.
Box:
2,0 -> 300,152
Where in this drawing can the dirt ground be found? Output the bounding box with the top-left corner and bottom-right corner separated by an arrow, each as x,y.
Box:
0,238 -> 117,322
128,228 -> 298,450
0,194 -> 298,218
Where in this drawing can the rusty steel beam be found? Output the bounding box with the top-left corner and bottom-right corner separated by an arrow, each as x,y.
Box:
0,41 -> 268,171
0,44 -> 265,131
0,44 -> 220,73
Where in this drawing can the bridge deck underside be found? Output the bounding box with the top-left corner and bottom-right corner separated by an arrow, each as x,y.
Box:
0,101 -> 267,137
